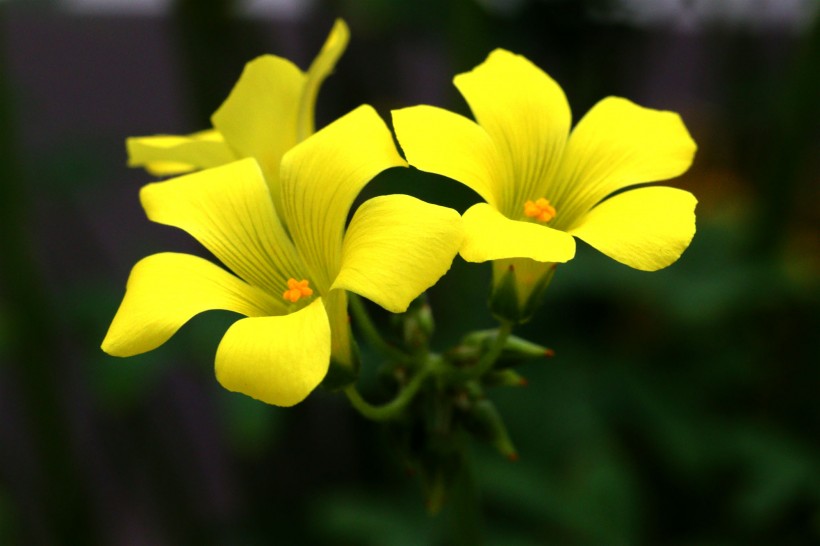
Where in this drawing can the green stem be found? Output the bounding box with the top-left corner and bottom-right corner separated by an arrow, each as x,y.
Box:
344,361 -> 434,421
348,293 -> 412,364
464,321 -> 513,380
448,450 -> 483,546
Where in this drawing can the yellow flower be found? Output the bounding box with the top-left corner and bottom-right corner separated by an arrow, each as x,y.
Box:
393,49 -> 697,319
102,106 -> 464,406
126,19 -> 349,216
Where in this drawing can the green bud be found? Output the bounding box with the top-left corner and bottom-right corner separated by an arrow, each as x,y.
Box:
482,369 -> 528,388
447,328 -> 555,368
394,294 -> 435,352
444,330 -> 490,366
462,398 -> 518,461
497,334 -> 555,368
444,344 -> 482,366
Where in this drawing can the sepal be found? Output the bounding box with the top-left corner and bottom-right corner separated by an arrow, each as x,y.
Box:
489,259 -> 557,323
488,262 -> 521,322
519,262 -> 557,320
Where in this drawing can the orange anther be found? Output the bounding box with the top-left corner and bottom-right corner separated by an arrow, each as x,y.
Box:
282,278 -> 313,303
523,198 -> 557,223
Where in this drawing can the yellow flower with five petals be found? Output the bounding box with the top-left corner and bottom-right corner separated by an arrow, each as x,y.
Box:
126,19 -> 349,217
102,106 -> 463,406
393,49 -> 697,320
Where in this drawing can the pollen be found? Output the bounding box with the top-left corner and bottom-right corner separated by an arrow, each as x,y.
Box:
283,278 -> 313,303
523,198 -> 557,223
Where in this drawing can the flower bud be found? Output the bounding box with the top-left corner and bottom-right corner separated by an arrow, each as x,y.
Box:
447,328 -> 554,368
389,294 -> 435,353
462,398 -> 518,460
489,259 -> 557,323
482,369 -> 528,388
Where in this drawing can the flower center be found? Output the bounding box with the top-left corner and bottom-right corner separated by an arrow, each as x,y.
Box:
282,278 -> 314,303
523,198 -> 557,223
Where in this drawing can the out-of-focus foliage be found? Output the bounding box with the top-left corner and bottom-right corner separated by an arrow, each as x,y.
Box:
0,0 -> 817,544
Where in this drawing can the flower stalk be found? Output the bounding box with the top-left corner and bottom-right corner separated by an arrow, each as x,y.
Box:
343,355 -> 436,422
348,293 -> 413,365
461,320 -> 514,380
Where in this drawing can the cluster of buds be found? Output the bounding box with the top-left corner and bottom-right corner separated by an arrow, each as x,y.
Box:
356,295 -> 554,511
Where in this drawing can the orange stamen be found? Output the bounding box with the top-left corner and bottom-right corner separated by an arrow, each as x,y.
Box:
523,198 -> 557,223
282,278 -> 313,303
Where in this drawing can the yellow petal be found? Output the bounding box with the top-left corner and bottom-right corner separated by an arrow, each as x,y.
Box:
460,203 -> 575,263
210,21 -> 348,214
215,298 -> 330,407
297,19 -> 350,141
570,186 -> 697,271
102,252 -> 280,357
126,130 -> 236,176
391,105 -> 502,208
556,97 -> 696,228
140,158 -> 306,297
453,49 -> 571,215
332,194 -> 463,313
280,105 -> 407,291
211,54 -> 306,210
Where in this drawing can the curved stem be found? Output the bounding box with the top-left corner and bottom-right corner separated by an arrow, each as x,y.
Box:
464,321 -> 513,380
344,362 -> 433,422
348,293 -> 413,364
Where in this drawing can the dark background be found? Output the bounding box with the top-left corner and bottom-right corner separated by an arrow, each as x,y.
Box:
0,0 -> 818,544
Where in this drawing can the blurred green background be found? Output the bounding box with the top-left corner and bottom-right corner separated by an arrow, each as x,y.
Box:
1,0 -> 818,544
